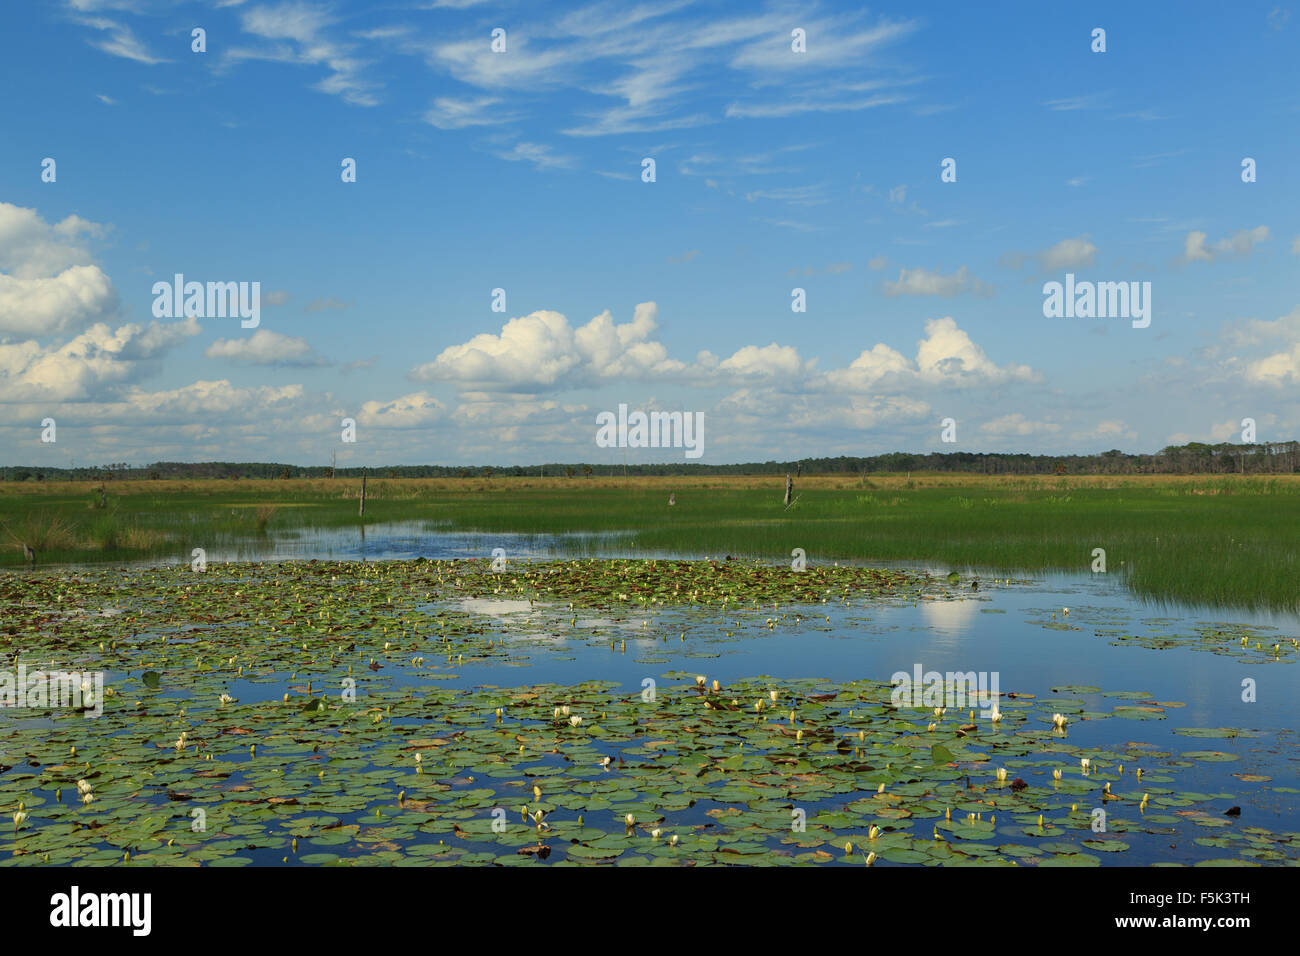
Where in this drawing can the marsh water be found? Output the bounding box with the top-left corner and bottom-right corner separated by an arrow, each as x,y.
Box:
7,521 -> 1298,866
181,525 -> 1300,857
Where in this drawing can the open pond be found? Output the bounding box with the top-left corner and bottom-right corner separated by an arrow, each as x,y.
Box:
1,533 -> 1297,867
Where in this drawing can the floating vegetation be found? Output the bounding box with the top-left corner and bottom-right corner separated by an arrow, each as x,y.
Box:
1031,608 -> 1298,664
0,561 -> 1294,867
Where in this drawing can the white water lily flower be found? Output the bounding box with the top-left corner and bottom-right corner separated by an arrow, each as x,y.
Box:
695,676 -> 705,686
990,707 -> 1002,722
569,715 -> 582,727
13,811 -> 27,828
76,780 -> 92,796
1052,713 -> 1068,729
1080,757 -> 1090,772
670,834 -> 679,846
1052,769 -> 1063,781
625,813 -> 636,826
219,693 -> 232,705
996,767 -> 1008,782
865,851 -> 877,866
651,828 -> 661,839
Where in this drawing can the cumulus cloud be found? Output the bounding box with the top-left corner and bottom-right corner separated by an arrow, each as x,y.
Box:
113,379 -> 306,420
205,329 -> 328,367
824,318 -> 1038,391
1037,236 -> 1097,271
1219,305 -> 1300,350
0,203 -> 120,338
1000,235 -> 1097,273
1210,305 -> 1300,387
1245,345 -> 1300,386
0,318 -> 200,402
0,203 -> 107,278
1183,226 -> 1270,263
412,302 -> 685,390
916,318 -> 1034,384
0,265 -> 119,338
359,391 -> 447,428
883,265 -> 992,297
717,343 -> 812,378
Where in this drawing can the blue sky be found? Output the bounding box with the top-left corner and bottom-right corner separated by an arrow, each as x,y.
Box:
2,0 -> 1298,467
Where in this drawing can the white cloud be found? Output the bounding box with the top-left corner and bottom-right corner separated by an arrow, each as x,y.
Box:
412,302 -> 684,390
824,317 -> 1038,391
424,95 -> 512,129
0,203 -> 119,338
205,329 -> 327,367
726,92 -> 904,119
491,141 -> 576,170
1183,226 -> 1270,263
360,391 -> 447,428
915,317 -> 1035,385
0,266 -> 119,338
717,343 -> 812,378
229,1 -> 381,106
0,202 -> 107,278
1245,345 -> 1300,386
883,265 -> 992,297
1037,236 -> 1097,271
1001,235 -> 1097,273
0,318 -> 199,402
73,14 -> 168,65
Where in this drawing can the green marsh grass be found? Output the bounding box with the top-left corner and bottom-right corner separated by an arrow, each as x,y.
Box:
1,473 -> 1296,610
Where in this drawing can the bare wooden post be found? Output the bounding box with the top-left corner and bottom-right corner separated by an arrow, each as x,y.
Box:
784,474 -> 793,507
359,470 -> 367,517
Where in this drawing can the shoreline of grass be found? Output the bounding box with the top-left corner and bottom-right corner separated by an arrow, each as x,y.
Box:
1,474 -> 1296,611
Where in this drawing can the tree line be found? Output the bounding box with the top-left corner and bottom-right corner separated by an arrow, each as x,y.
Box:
4,440 -> 1298,481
